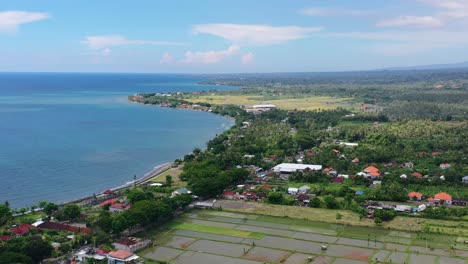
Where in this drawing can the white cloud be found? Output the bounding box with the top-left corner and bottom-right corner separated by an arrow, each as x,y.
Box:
241,52 -> 254,64
419,0 -> 468,19
300,7 -> 375,17
0,11 -> 49,32
376,16 -> 443,28
193,24 -> 321,46
102,48 -> 111,56
328,30 -> 468,56
81,35 -> 185,49
160,52 -> 174,64
182,45 -> 239,64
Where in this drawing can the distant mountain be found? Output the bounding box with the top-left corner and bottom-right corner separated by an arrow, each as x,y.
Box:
382,62 -> 468,71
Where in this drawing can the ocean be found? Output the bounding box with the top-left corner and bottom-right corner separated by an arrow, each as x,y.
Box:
0,73 -> 235,208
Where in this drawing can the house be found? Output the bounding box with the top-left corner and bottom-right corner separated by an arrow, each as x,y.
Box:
113,237 -> 151,252
252,104 -> 277,111
463,176 -> 468,183
107,249 -> 139,264
11,224 -> 33,236
38,222 -> 92,234
352,158 -> 360,163
434,192 -> 452,205
98,198 -> 119,207
331,177 -> 344,184
362,166 -> 380,178
109,203 -> 131,213
395,205 -> 412,212
296,194 -> 310,205
400,174 -> 408,179
439,163 -> 451,170
288,188 -> 299,195
402,162 -> 414,168
339,142 -> 359,147
272,163 -> 322,174
171,187 -> 191,197
412,172 -> 423,178
75,248 -> 107,263
408,192 -> 423,201
0,235 -> 10,241
222,190 -> 237,200
298,185 -> 311,194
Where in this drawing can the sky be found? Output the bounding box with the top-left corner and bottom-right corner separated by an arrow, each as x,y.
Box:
2,0 -> 468,73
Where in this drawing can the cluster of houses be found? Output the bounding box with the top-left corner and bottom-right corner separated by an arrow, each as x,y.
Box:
408,191 -> 467,206
74,248 -> 141,264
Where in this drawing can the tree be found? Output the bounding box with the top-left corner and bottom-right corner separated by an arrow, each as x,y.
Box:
0,252 -> 34,264
61,204 -> 81,221
0,204 -> 12,226
323,195 -> 340,209
267,192 -> 284,205
111,214 -> 128,234
309,197 -> 322,208
165,175 -> 173,187
43,202 -> 58,216
21,239 -> 53,263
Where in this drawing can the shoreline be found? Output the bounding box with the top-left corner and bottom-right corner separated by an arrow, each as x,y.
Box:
14,96 -> 234,211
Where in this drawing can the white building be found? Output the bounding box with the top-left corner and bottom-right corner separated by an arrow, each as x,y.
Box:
272,163 -> 322,174
288,187 -> 299,195
107,250 -> 139,264
252,104 -> 277,111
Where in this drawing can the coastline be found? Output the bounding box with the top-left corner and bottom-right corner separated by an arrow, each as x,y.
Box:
13,94 -> 234,211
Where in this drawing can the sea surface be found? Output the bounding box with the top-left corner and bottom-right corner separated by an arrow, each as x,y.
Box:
0,73 -> 236,208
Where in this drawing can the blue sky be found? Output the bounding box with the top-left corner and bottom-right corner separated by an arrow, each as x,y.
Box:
1,0 -> 468,73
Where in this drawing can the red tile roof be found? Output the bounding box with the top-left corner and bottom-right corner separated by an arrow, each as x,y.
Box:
412,172 -> 423,178
434,192 -> 452,201
98,198 -> 118,207
331,177 -> 345,183
102,189 -> 114,194
109,249 -> 134,260
38,222 -> 92,234
0,235 -> 10,241
96,249 -> 111,255
408,192 -> 423,198
11,224 -> 33,236
110,203 -> 131,210
115,237 -> 138,246
352,158 -> 360,163
223,190 -> 236,196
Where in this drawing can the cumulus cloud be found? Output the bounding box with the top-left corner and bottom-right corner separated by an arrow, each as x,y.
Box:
182,45 -> 239,64
376,16 -> 443,28
0,11 -> 49,32
300,7 -> 375,17
81,35 -> 185,49
241,52 -> 254,64
193,24 -> 321,46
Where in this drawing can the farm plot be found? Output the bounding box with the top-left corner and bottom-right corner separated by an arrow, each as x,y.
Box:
140,210 -> 468,264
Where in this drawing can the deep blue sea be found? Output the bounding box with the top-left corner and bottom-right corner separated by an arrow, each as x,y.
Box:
0,73 -> 235,208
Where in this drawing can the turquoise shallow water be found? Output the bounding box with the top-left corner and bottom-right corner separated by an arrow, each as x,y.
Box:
0,73 -> 235,208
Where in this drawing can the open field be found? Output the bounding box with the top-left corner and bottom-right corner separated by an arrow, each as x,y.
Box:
139,209 -> 468,264
217,200 -> 468,238
186,95 -> 356,110
149,165 -> 186,187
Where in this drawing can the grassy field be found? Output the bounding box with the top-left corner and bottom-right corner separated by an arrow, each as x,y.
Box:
218,200 -> 468,236
138,209 -> 468,264
187,95 -> 356,111
150,165 -> 186,187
